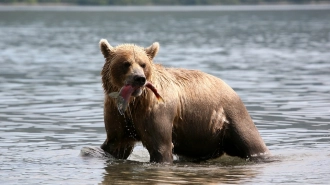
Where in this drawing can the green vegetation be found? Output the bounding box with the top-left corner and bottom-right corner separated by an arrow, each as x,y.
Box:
0,0 -> 328,5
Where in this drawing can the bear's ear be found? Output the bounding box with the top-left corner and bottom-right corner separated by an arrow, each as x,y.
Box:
145,42 -> 159,60
99,39 -> 114,59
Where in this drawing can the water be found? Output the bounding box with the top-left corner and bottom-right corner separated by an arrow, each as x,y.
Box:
1,5 -> 330,184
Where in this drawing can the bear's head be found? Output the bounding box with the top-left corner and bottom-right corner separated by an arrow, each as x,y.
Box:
99,39 -> 159,97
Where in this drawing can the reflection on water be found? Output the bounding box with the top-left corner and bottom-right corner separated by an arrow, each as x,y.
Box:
0,5 -> 330,184
102,160 -> 259,184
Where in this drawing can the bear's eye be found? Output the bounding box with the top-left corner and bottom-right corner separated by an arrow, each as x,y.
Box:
123,61 -> 131,68
140,63 -> 146,68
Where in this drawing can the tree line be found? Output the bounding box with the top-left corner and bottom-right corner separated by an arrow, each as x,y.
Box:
0,0 -> 328,5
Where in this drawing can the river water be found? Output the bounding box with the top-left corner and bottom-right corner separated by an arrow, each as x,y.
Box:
0,5 -> 330,184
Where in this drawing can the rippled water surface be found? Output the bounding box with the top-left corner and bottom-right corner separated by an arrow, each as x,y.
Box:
1,5 -> 330,184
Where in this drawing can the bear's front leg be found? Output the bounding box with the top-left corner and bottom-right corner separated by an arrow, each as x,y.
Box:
101,139 -> 135,159
147,142 -> 173,163
142,112 -> 174,164
101,103 -> 136,159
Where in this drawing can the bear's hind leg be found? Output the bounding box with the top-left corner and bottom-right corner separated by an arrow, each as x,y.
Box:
222,120 -> 269,159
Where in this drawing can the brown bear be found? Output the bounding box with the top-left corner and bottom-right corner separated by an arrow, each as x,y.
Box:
99,39 -> 270,163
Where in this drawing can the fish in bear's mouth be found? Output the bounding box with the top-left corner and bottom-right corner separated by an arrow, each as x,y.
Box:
108,82 -> 164,115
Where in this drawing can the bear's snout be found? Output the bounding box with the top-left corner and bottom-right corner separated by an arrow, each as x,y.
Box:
133,75 -> 146,86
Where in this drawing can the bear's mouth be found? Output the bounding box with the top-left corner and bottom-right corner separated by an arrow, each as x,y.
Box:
119,84 -> 143,100
109,82 -> 164,115
131,86 -> 143,97
112,83 -> 144,115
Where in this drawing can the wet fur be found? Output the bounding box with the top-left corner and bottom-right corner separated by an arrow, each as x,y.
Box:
99,39 -> 269,163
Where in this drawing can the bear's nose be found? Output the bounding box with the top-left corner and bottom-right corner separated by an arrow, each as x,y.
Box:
133,75 -> 146,86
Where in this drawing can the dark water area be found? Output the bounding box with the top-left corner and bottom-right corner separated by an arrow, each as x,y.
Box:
0,5 -> 330,184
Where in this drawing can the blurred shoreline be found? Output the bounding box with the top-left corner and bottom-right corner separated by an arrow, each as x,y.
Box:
1,0 -> 330,6
0,4 -> 330,11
